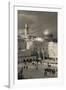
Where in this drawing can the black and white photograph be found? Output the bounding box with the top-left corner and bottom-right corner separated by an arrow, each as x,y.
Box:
18,10 -> 58,80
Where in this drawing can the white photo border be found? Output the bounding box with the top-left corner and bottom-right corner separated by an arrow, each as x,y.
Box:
9,1 -> 64,88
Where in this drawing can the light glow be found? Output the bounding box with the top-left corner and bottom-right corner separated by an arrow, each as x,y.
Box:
43,29 -> 49,35
34,37 -> 44,42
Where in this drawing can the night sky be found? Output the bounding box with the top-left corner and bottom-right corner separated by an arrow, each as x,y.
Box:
18,10 -> 57,39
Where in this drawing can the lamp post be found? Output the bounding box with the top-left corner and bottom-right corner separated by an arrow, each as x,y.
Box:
43,30 -> 49,60
42,48 -> 44,60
